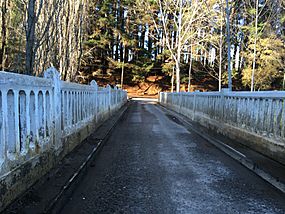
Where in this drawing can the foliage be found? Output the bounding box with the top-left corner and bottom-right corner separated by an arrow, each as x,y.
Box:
242,36 -> 285,90
1,0 -> 285,91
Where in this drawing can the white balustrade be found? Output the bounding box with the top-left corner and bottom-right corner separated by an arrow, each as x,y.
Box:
160,90 -> 285,145
0,68 -> 127,176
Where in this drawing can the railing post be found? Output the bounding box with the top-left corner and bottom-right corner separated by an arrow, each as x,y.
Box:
114,86 -> 118,107
221,88 -> 230,122
44,67 -> 62,151
90,80 -> 98,121
179,92 -> 183,113
164,92 -> 168,104
193,90 -> 199,120
106,84 -> 111,112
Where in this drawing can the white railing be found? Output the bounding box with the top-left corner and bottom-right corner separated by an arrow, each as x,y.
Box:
0,68 -> 127,176
160,90 -> 285,145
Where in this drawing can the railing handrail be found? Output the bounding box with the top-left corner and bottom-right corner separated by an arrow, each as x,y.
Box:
0,71 -> 52,88
167,90 -> 285,99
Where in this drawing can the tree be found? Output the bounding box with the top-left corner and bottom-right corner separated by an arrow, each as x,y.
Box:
0,0 -> 86,78
0,0 -> 8,69
226,0 -> 232,90
141,0 -> 210,92
242,36 -> 285,90
241,0 -> 284,90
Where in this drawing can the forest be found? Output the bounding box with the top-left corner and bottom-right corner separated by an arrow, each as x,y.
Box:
1,0 -> 285,95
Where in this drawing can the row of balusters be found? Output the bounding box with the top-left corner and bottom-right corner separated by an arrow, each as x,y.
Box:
0,88 -> 127,161
161,92 -> 285,140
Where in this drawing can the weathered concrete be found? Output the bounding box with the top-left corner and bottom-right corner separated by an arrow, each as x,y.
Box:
159,103 -> 285,193
4,103 -> 129,213
61,100 -> 285,213
159,90 -> 285,165
0,68 -> 127,211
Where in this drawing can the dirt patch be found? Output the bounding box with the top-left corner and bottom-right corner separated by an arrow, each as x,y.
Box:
165,114 -> 184,126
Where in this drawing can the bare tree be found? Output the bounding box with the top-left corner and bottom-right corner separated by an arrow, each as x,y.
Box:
142,0 -> 210,92
251,0 -> 259,92
26,0 -> 87,77
0,0 -> 9,70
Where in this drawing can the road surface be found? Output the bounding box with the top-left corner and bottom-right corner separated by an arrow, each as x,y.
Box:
61,100 -> 285,214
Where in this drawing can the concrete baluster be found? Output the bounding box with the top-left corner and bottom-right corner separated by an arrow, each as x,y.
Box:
281,100 -> 285,139
72,92 -> 76,124
65,89 -> 69,130
13,90 -> 20,155
1,90 -> 7,162
0,91 -> 2,162
46,91 -> 52,137
75,92 -> 78,124
25,91 -> 31,152
87,92 -> 90,118
81,91 -> 83,121
33,90 -> 39,145
43,91 -> 47,139
7,90 -> 16,156
114,86 -> 118,106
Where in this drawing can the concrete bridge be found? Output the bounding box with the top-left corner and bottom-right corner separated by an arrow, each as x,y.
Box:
1,71 -> 285,213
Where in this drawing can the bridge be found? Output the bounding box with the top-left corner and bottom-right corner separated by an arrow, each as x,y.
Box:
1,69 -> 285,213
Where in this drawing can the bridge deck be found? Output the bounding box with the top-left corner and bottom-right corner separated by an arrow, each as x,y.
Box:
61,100 -> 285,213
4,100 -> 285,213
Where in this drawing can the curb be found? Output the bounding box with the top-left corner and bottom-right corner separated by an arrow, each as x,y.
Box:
46,103 -> 129,213
158,103 -> 285,194
43,103 -> 129,213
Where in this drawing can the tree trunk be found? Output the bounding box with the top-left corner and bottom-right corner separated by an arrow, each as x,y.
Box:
119,5 -> 124,62
176,0 -> 182,92
219,12 -> 223,92
121,45 -> 125,89
140,25 -> 145,49
175,59 -> 180,92
148,29 -> 152,54
226,0 -> 232,90
171,66 -> 175,92
188,46 -> 193,92
121,62 -> 124,89
115,36 -> 119,61
251,0 -> 259,92
0,0 -> 7,70
26,0 -> 36,74
283,73 -> 285,90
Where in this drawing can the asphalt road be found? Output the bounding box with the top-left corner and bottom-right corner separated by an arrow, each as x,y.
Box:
61,100 -> 285,214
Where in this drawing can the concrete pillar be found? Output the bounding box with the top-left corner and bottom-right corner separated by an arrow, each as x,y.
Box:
106,84 -> 111,112
221,88 -> 230,122
44,67 -> 62,151
114,86 -> 118,106
159,92 -> 162,103
193,90 -> 200,120
90,80 -> 98,121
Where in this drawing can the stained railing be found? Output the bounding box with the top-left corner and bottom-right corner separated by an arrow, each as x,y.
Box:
0,68 -> 127,176
160,90 -> 285,145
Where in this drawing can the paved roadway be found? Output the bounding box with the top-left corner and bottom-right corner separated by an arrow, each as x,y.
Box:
61,100 -> 285,214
